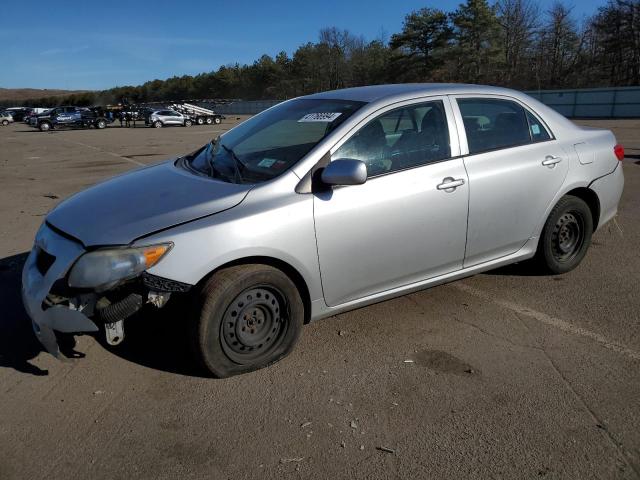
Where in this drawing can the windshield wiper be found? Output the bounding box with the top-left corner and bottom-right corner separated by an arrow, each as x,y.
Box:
203,141 -> 230,181
220,143 -> 245,183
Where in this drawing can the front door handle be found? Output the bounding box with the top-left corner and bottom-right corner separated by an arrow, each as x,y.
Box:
437,177 -> 465,191
542,155 -> 563,167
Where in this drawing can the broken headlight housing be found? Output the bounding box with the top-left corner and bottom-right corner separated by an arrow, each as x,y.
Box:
68,243 -> 173,291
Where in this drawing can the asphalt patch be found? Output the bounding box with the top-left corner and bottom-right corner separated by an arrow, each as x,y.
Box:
413,349 -> 478,375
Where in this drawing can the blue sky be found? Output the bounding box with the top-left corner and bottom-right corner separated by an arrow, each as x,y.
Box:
1,0 -> 606,90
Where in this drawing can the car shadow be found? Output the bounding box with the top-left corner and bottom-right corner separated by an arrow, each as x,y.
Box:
483,261 -> 551,277
0,252 -> 207,378
0,251 -> 550,378
100,297 -> 210,378
0,252 -> 49,376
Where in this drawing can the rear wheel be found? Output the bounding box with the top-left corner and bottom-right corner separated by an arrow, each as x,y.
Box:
213,116 -> 222,124
534,195 -> 593,274
96,119 -> 107,129
205,117 -> 213,125
190,264 -> 304,377
197,117 -> 204,125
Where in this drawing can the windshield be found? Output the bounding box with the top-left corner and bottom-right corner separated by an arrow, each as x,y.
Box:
184,98 -> 365,183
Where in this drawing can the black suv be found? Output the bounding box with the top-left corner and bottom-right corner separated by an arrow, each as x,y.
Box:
30,106 -> 111,131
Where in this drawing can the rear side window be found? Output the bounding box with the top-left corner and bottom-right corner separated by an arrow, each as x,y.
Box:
458,98 -> 532,154
526,110 -> 551,142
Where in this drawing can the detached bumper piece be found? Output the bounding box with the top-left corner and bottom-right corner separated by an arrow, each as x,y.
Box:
142,272 -> 191,292
22,224 -> 96,359
22,223 -> 192,358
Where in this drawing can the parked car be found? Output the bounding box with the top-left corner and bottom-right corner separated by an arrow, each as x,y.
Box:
24,108 -> 48,123
0,111 -> 14,126
146,109 -> 192,128
29,106 -> 111,131
22,84 -> 624,377
4,107 -> 32,121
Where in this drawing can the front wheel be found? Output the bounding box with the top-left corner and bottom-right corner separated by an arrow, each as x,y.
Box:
190,264 -> 304,377
184,119 -> 193,127
1,120 -> 8,126
96,119 -> 107,129
534,195 -> 593,274
39,122 -> 51,131
153,121 -> 163,128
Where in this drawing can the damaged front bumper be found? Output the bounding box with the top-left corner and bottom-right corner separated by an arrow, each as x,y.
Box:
21,223 -> 98,358
22,223 -> 190,359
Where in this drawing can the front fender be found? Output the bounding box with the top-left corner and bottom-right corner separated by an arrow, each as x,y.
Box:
139,192 -> 323,302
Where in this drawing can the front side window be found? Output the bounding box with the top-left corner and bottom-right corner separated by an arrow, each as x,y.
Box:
458,98 -> 532,154
332,101 -> 451,176
185,98 -> 365,184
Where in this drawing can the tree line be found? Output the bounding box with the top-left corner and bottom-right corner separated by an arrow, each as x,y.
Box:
8,0 -> 640,108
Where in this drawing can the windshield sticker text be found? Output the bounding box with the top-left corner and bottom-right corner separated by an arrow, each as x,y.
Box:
298,112 -> 342,122
257,158 -> 277,168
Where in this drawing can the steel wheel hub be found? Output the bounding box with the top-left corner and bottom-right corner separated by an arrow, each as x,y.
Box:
221,287 -> 285,362
552,212 -> 584,262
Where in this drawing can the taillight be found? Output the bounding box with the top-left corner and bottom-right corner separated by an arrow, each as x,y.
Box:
614,144 -> 625,161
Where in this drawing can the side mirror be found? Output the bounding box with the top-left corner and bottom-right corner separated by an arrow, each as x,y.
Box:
321,159 -> 367,186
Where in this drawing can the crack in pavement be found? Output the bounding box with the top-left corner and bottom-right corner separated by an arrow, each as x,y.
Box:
451,282 -> 640,362
448,282 -> 640,478
52,136 -> 146,167
511,311 -> 640,479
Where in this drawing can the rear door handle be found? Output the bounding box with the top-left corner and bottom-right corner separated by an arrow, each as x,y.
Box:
437,177 -> 465,191
542,155 -> 563,167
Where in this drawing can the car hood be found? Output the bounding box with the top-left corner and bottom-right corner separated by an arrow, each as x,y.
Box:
46,160 -> 251,246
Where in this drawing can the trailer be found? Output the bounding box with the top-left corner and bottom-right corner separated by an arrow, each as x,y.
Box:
170,102 -> 225,125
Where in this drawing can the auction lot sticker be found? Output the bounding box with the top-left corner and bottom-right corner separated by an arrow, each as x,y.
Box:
298,112 -> 342,122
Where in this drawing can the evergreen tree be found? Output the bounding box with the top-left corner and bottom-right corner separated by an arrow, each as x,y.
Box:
451,0 -> 503,83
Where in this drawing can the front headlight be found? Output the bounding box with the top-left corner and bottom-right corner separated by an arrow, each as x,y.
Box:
68,243 -> 172,290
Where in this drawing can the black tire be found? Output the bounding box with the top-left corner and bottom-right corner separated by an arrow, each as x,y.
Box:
1,120 -> 8,126
213,116 -> 222,124
197,117 -> 204,125
190,264 -> 304,378
39,122 -> 51,131
535,195 -> 593,274
153,121 -> 163,128
184,119 -> 193,127
205,117 -> 213,125
96,119 -> 107,129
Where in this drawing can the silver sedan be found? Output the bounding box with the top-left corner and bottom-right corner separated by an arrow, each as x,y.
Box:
22,84 -> 625,376
148,109 -> 192,128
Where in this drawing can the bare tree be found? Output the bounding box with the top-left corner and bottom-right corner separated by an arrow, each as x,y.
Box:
533,1 -> 583,87
496,0 -> 539,86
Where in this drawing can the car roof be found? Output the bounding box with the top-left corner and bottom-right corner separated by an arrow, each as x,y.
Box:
303,83 -> 524,103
